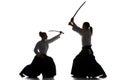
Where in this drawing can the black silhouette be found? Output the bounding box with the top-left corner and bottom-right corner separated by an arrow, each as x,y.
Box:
19,31 -> 63,78
69,18 -> 107,78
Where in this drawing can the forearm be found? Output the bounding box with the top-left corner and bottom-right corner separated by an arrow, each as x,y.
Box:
47,34 -> 61,43
72,25 -> 82,32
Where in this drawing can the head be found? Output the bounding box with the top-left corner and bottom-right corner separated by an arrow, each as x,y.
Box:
82,22 -> 90,29
39,31 -> 48,40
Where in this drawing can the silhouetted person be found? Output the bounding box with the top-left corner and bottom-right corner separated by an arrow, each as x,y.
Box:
68,18 -> 107,78
19,31 -> 63,78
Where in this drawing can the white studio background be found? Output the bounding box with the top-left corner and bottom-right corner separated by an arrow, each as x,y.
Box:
0,0 -> 120,80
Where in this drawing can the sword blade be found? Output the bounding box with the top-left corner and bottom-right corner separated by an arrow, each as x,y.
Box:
49,30 -> 64,34
49,30 -> 60,32
73,1 -> 86,18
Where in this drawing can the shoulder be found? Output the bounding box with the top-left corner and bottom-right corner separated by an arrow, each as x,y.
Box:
86,29 -> 92,35
36,41 -> 42,45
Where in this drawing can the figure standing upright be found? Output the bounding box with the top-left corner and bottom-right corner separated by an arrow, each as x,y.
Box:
68,18 -> 107,78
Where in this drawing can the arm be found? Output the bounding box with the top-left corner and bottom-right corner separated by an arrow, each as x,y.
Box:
68,18 -> 83,34
72,24 -> 83,33
90,27 -> 93,35
47,31 -> 63,43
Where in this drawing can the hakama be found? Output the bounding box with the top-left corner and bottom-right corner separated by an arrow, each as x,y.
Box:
20,55 -> 56,78
71,46 -> 107,78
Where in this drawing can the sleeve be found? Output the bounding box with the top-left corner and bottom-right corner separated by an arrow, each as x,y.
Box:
34,42 -> 40,54
47,34 -> 60,44
72,25 -> 84,35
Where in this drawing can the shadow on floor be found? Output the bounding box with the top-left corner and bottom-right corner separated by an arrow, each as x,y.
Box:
24,77 -> 54,80
72,77 -> 100,80
23,77 -> 100,80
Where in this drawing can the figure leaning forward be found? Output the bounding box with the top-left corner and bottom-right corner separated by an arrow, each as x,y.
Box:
19,31 -> 63,78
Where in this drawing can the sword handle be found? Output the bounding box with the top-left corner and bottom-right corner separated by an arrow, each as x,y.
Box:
60,31 -> 64,34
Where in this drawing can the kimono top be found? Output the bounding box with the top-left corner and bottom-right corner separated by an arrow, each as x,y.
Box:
34,34 -> 60,55
72,25 -> 92,47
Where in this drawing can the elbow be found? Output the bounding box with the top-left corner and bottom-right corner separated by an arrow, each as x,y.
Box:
34,49 -> 38,54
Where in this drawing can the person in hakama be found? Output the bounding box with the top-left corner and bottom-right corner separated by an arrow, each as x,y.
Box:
68,18 -> 107,78
19,31 -> 63,78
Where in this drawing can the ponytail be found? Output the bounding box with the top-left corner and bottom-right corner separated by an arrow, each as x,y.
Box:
89,27 -> 93,35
